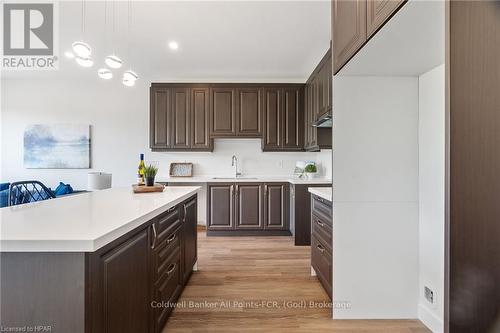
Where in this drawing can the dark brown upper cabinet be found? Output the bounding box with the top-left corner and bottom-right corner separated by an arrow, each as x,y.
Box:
366,0 -> 406,38
264,183 -> 289,230
332,0 -> 367,74
150,85 -> 213,151
235,184 -> 263,229
191,88 -> 211,150
236,88 -> 262,137
151,89 -> 172,149
262,86 -> 304,152
210,88 -> 237,137
172,88 -> 190,149
305,49 -> 332,152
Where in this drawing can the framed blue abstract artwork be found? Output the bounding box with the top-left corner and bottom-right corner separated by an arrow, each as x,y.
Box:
24,124 -> 91,169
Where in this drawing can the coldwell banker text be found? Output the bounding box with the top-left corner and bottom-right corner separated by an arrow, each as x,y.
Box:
2,2 -> 58,70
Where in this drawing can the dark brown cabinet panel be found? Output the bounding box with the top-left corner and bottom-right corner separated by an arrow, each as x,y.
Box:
262,88 -> 281,149
332,0 -> 367,74
366,0 -> 405,38
210,88 -> 236,137
89,228 -> 151,333
182,198 -> 197,283
236,88 -> 262,137
207,184 -> 234,230
311,233 -> 332,299
264,183 -> 289,230
151,89 -> 172,149
172,88 -> 190,149
235,184 -> 263,229
191,88 -> 212,150
282,87 -> 304,150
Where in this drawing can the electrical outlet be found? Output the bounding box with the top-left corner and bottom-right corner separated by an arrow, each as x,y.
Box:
424,286 -> 434,304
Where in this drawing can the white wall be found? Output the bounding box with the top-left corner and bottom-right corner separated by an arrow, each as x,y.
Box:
0,77 -> 331,190
417,64 -> 445,332
332,76 -> 419,319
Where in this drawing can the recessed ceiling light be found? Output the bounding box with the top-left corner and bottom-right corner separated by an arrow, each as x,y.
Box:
64,51 -> 75,58
168,41 -> 179,51
98,68 -> 113,79
75,56 -> 94,68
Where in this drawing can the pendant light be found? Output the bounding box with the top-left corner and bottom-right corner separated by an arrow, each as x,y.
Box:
122,0 -> 138,86
74,0 -> 93,64
105,0 -> 122,70
76,56 -> 94,67
98,68 -> 113,79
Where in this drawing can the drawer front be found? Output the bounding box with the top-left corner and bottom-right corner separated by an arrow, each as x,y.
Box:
311,213 -> 332,251
153,249 -> 182,333
311,195 -> 332,220
153,224 -> 182,280
156,206 -> 181,242
311,234 -> 332,299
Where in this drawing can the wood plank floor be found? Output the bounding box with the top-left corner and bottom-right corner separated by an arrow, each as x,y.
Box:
163,231 -> 431,332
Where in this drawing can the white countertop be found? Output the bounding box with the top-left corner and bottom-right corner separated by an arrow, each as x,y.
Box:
308,187 -> 332,202
0,186 -> 201,252
157,175 -> 332,185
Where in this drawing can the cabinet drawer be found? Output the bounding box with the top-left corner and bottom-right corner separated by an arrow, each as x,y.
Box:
156,206 -> 181,242
311,195 -> 332,220
311,214 -> 332,251
153,248 -> 182,333
153,225 -> 182,280
311,234 -> 332,299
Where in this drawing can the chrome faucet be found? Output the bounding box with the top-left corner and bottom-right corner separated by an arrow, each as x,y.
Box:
231,155 -> 242,178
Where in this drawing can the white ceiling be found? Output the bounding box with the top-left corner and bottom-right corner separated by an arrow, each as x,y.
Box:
338,0 -> 444,76
3,1 -> 331,82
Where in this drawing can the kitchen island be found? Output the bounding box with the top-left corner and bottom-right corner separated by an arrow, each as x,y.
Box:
0,186 -> 200,333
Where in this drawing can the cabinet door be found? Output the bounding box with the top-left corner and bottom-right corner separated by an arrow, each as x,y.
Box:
207,184 -> 234,230
172,88 -> 190,149
264,183 -> 289,230
236,88 -> 262,137
92,228 -> 151,333
366,0 -> 405,38
210,88 -> 236,137
262,88 -> 281,150
182,198 -> 197,282
191,88 -> 212,150
332,0 -> 367,74
150,88 -> 172,149
235,184 -> 263,229
282,87 -> 304,150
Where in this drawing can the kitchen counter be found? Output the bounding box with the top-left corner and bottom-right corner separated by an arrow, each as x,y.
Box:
157,175 -> 332,185
0,186 -> 201,252
308,187 -> 332,202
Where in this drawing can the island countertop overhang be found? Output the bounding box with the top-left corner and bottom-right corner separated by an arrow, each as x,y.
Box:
0,186 -> 201,252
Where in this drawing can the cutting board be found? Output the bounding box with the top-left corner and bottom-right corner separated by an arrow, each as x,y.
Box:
132,184 -> 165,193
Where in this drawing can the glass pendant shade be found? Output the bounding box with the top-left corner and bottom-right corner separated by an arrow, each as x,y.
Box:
105,55 -> 123,69
122,70 -> 138,86
98,68 -> 113,79
72,41 -> 92,58
75,56 -> 94,67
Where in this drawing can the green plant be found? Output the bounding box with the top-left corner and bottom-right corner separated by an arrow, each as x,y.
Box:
143,164 -> 159,178
304,164 -> 317,173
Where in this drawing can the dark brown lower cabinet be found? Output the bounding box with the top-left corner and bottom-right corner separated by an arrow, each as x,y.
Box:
310,194 -> 332,299
207,182 -> 290,235
182,198 -> 197,283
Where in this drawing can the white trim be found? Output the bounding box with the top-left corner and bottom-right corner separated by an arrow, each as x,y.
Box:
418,303 -> 444,333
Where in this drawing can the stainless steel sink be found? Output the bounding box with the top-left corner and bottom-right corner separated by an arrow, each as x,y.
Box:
211,177 -> 258,180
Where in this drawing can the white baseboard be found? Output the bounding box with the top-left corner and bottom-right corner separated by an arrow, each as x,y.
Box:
418,303 -> 443,333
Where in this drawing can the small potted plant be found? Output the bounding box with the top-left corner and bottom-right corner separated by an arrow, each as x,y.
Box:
304,163 -> 318,179
143,164 -> 159,186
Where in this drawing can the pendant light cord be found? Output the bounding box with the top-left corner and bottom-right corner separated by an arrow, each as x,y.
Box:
81,0 -> 85,37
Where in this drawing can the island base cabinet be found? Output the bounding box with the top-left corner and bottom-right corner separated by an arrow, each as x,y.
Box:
182,197 -> 198,283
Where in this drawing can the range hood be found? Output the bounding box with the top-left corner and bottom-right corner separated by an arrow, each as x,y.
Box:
312,113 -> 332,128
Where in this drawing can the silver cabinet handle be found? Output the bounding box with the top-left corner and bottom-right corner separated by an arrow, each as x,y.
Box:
151,224 -> 157,249
183,204 -> 187,222
167,233 -> 176,244
167,206 -> 176,213
316,244 -> 325,253
230,185 -> 234,197
316,220 -> 325,227
167,263 -> 176,275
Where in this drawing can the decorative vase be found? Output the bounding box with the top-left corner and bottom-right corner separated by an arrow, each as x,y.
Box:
145,176 -> 155,186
